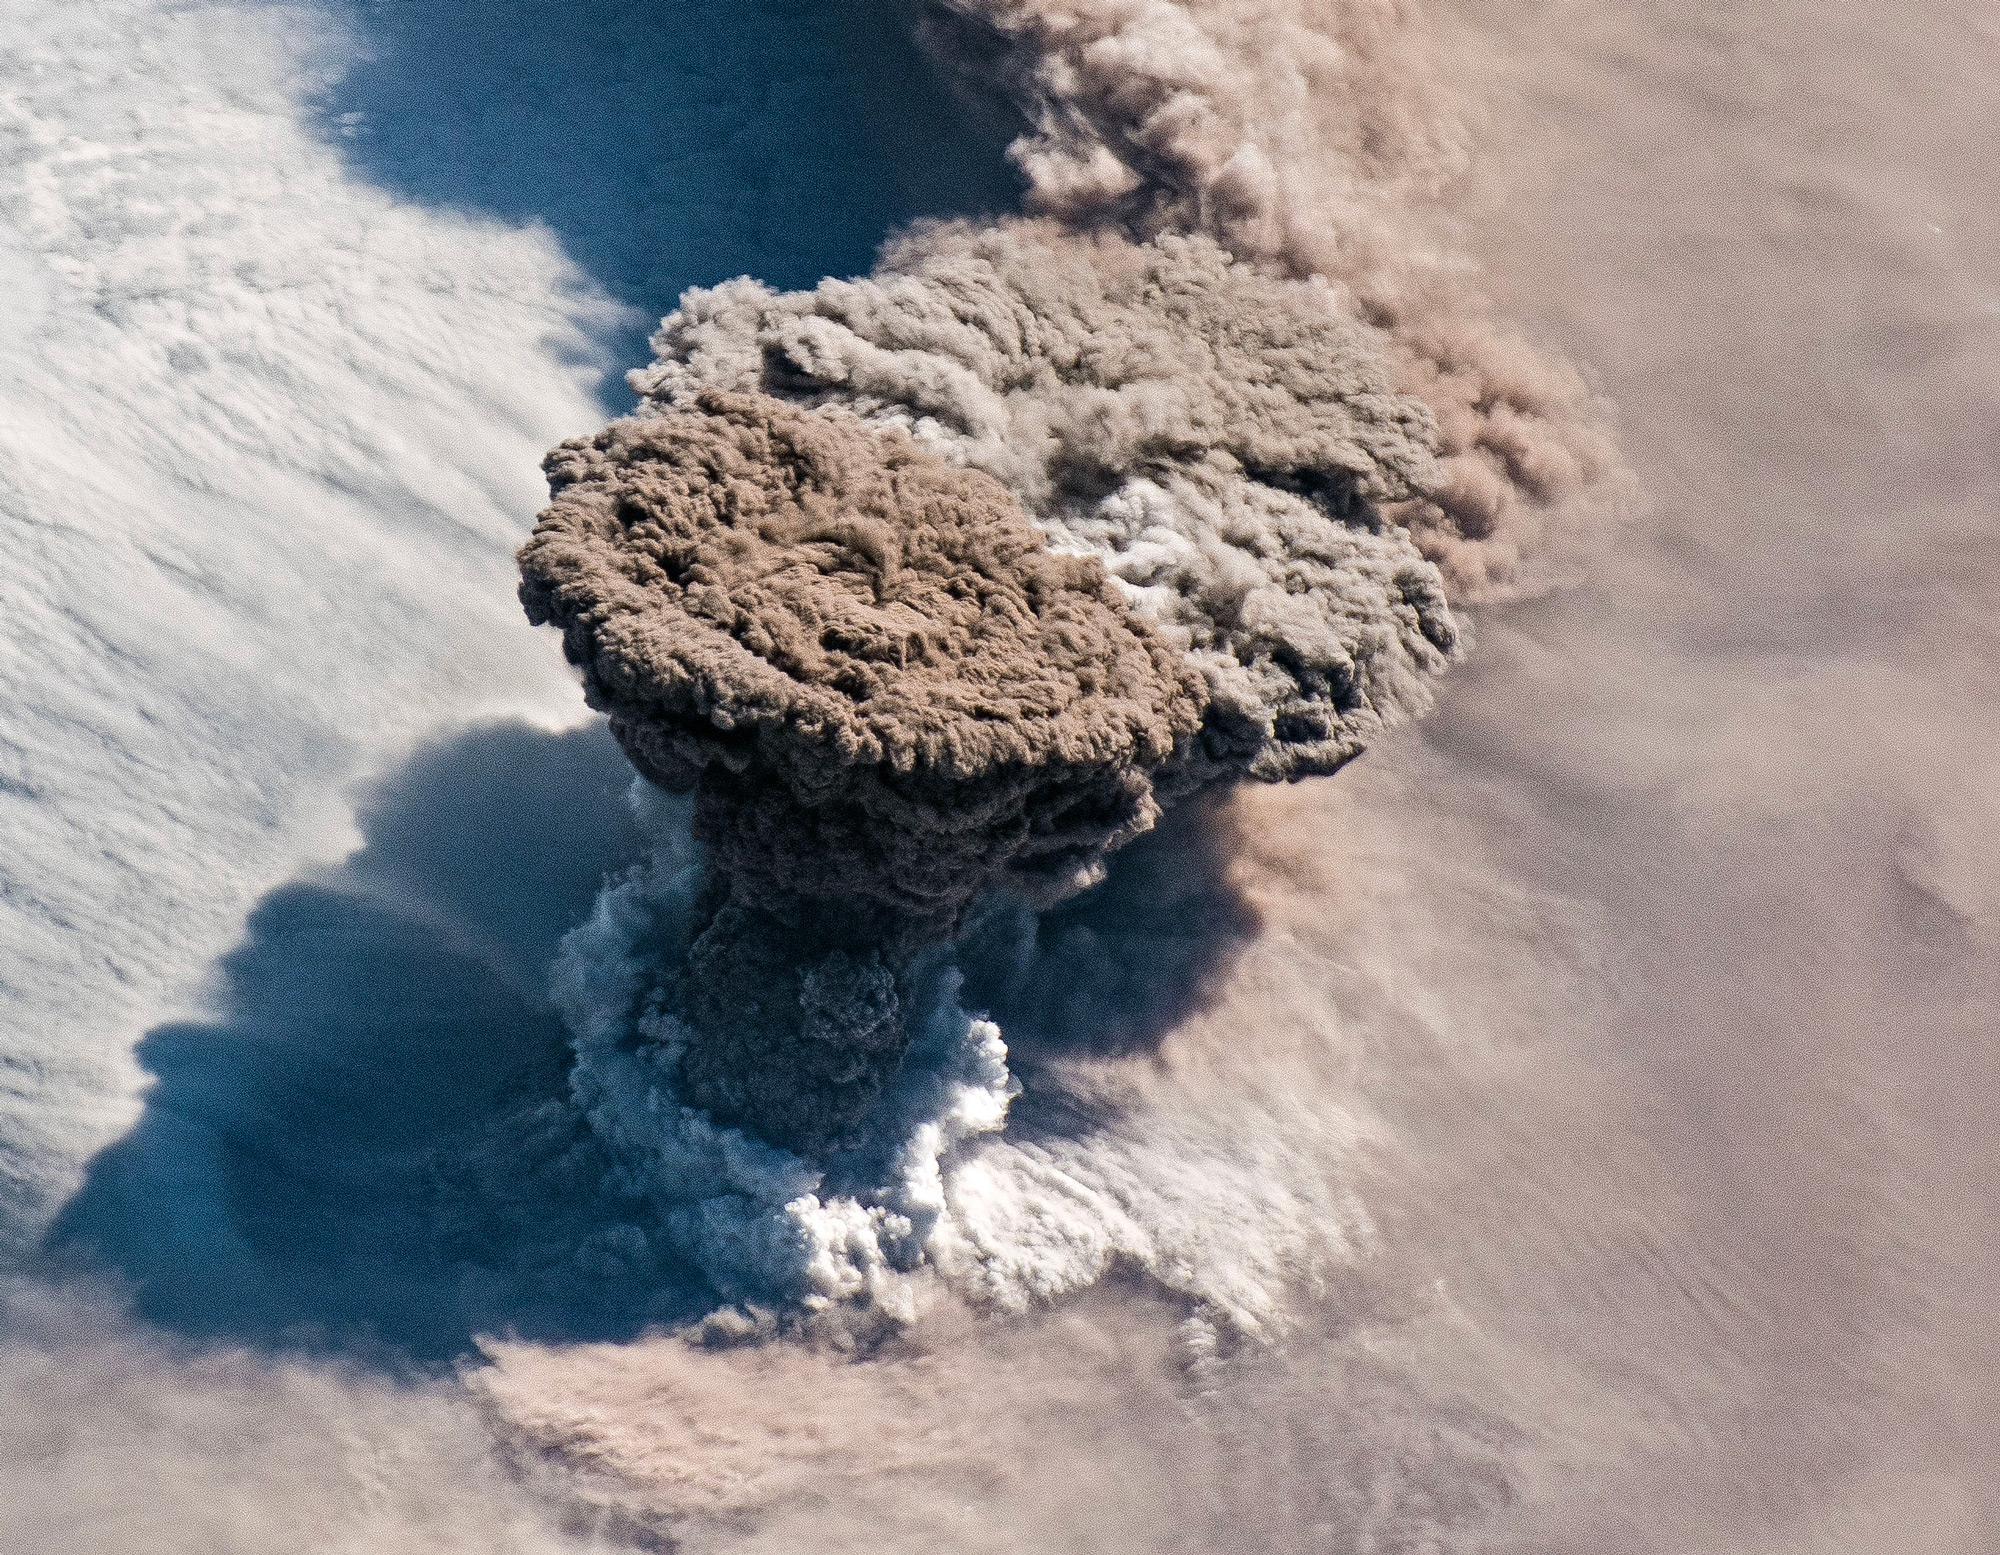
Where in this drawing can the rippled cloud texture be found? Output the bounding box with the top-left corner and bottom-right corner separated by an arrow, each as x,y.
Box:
4,0 -> 1999,1550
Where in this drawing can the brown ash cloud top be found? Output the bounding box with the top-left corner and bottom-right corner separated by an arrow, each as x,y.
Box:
520,388 -> 1202,787
518,389 -> 1207,942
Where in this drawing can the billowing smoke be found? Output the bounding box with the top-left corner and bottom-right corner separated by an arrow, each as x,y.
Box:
519,224 -> 1470,1153
906,0 -> 1625,597
16,0 -> 1996,1547
520,386 -> 1203,1148
515,0 -> 1620,1315
632,221 -> 1461,785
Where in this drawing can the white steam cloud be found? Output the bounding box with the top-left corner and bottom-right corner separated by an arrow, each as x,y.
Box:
548,784 -> 1372,1342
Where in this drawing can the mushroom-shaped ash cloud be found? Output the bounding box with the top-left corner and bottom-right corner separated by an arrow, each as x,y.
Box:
519,389 -> 1204,1151
519,228 -> 1471,1159
634,222 -> 1462,784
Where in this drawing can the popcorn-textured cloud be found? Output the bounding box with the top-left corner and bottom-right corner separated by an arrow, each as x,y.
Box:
519,222 -> 1483,1151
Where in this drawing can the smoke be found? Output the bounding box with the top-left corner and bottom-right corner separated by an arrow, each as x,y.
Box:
473,777 -> 1505,1553
519,385 -> 1208,928
908,0 -> 1627,597
520,387 -> 1204,1147
514,0 -> 1623,1330
633,221 -> 1462,785
520,218 -> 1498,1156
534,777 -> 1367,1341
10,0 -> 1998,1547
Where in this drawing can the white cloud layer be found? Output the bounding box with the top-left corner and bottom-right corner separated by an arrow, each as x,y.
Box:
0,0 -> 605,1239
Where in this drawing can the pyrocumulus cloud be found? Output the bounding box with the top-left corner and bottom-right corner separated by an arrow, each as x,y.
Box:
511,0 -> 1622,1343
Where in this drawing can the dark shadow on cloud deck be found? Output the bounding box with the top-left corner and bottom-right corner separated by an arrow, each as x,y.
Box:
956,790 -> 1264,1065
42,716 -> 1252,1364
954,793 -> 1267,1143
315,0 -> 1022,401
44,723 -> 709,1366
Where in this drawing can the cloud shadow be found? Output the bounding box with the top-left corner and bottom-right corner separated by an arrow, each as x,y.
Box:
49,3 -> 1026,1359
45,720 -> 709,1367
313,0 -> 1023,400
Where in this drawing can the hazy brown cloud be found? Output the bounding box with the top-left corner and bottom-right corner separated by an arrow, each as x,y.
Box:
495,0 -> 1643,1526
520,198 -> 1520,1154
634,221 -> 1464,785
521,388 -> 1202,1146
911,0 -> 1628,596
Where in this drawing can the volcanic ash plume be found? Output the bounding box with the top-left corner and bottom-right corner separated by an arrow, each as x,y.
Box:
519,224 -> 1464,1157
633,222 -> 1461,785
520,386 -> 1204,1149
511,0 -> 1625,1334
911,0 -> 1626,598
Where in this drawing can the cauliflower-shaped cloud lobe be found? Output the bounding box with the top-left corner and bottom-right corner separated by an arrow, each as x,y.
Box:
636,224 -> 1462,782
521,389 -> 1211,1149
519,230 -> 1469,1157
